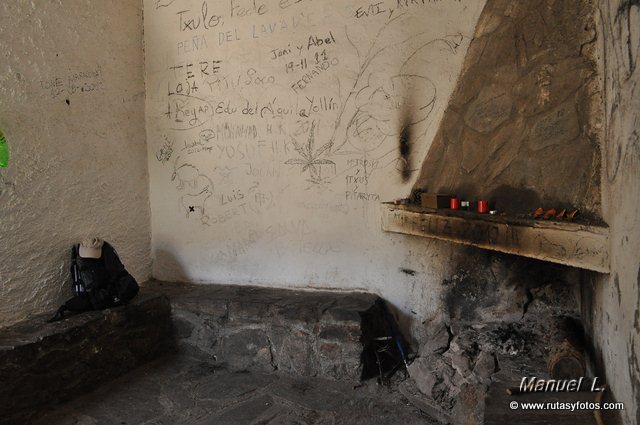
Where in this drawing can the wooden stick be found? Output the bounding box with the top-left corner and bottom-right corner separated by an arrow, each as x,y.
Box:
547,316 -> 586,379
593,385 -> 606,425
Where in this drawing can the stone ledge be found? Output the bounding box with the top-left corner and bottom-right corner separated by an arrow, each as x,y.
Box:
148,280 -> 378,380
0,291 -> 172,422
382,203 -> 610,273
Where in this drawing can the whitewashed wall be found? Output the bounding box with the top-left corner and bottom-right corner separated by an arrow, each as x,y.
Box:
144,0 -> 486,320
589,2 -> 640,423
0,0 -> 151,327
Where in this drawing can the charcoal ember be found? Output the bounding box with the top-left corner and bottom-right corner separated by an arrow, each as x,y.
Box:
527,280 -> 579,315
431,365 -> 458,410
484,322 -> 535,356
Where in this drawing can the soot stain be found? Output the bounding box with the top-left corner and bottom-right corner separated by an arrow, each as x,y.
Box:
399,267 -> 417,276
635,266 -> 640,331
399,125 -> 412,182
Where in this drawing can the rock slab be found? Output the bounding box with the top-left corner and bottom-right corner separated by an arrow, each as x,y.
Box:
151,280 -> 378,381
0,292 -> 171,423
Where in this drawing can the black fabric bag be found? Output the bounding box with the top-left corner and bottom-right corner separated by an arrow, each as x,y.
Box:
96,241 -> 139,305
48,241 -> 139,322
74,250 -> 112,309
360,299 -> 411,382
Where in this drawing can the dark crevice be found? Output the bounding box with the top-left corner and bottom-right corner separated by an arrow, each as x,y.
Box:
266,336 -> 277,371
359,299 -> 411,382
521,288 -> 534,319
440,324 -> 453,355
492,353 -> 500,374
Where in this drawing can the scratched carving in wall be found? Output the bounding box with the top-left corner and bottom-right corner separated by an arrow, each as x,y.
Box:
40,64 -> 105,101
171,157 -> 214,224
145,0 -> 480,242
284,121 -> 336,186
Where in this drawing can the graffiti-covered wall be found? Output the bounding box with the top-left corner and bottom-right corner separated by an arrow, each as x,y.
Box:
144,0 -> 486,317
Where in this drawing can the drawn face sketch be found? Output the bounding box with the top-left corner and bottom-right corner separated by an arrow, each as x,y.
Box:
346,73 -> 436,153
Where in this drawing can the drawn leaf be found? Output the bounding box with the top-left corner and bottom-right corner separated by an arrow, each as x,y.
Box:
289,138 -> 304,152
307,121 -> 316,154
312,159 -> 336,165
290,137 -> 311,160
308,164 -> 319,177
314,142 -> 333,158
285,158 -> 307,165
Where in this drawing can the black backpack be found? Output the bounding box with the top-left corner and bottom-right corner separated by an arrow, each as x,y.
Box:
70,241 -> 139,309
49,242 -> 140,322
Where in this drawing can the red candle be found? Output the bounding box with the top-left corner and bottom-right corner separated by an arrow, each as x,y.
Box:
450,198 -> 460,210
477,200 -> 489,213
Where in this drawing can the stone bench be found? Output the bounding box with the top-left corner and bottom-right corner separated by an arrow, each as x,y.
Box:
149,280 -> 378,381
0,281 -> 379,423
0,292 -> 171,424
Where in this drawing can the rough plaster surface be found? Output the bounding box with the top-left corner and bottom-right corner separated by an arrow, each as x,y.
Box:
143,0 -> 486,325
414,0 -> 603,218
0,0 -> 151,328
585,1 -> 640,424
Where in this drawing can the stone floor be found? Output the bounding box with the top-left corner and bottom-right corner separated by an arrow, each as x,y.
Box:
31,354 -> 438,425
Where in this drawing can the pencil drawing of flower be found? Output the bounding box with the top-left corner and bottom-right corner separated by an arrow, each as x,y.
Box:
285,121 -> 336,184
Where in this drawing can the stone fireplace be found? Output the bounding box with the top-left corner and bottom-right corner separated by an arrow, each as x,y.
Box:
378,1 -> 640,423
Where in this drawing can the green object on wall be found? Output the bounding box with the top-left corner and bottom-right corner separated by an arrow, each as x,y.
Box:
0,129 -> 8,168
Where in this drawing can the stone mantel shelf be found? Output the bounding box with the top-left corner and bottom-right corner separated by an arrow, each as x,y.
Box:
381,203 -> 610,273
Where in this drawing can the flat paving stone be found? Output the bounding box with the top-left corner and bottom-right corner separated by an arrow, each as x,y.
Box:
29,354 -> 438,425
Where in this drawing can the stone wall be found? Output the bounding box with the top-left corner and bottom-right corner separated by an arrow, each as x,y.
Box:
413,0 -> 602,218
154,281 -> 377,381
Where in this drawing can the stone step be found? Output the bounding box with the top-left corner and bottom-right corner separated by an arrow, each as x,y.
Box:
0,293 -> 172,423
148,280 -> 379,381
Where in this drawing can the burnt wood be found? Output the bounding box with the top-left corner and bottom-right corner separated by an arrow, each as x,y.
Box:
547,316 -> 587,380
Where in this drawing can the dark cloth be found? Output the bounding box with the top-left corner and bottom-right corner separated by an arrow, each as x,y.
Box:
48,242 -> 139,323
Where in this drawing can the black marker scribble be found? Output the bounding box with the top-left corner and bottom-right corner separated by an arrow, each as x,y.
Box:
155,0 -> 176,9
330,14 -> 464,157
172,156 -> 214,225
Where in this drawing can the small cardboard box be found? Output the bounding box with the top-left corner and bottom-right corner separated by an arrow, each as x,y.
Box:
421,193 -> 451,209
